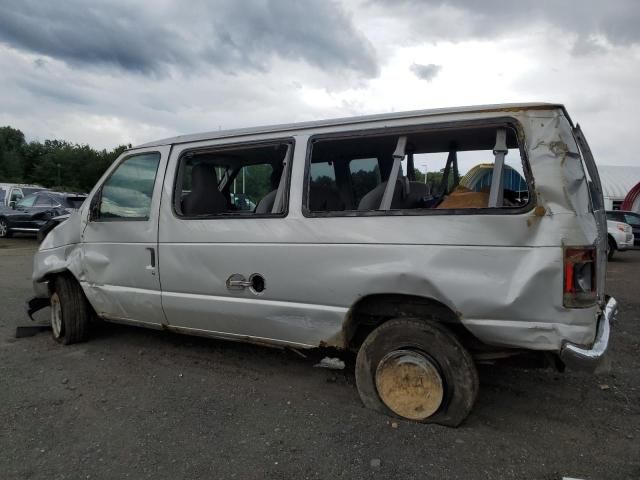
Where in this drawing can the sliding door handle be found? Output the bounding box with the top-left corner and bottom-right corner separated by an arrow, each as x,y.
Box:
146,247 -> 156,271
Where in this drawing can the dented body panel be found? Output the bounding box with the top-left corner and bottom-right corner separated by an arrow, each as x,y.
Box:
32,103 -> 607,358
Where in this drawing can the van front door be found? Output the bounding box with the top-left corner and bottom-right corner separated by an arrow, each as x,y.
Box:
80,146 -> 169,326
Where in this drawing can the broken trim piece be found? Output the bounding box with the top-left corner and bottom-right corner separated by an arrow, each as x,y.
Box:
25,295 -> 50,321
560,296 -> 616,371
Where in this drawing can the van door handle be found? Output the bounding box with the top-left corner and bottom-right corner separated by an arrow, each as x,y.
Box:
226,274 -> 251,290
226,273 -> 266,293
146,247 -> 156,270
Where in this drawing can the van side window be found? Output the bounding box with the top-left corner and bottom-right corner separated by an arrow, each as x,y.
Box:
349,158 -> 381,207
305,124 -> 529,214
310,161 -> 337,189
174,141 -> 292,217
98,152 -> 161,220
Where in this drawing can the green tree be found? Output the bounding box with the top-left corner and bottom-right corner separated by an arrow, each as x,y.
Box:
0,125 -> 128,193
0,126 -> 27,181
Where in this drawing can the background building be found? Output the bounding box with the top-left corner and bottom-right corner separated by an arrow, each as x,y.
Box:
598,165 -> 640,212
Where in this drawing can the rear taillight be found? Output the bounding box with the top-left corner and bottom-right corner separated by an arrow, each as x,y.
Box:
564,247 -> 597,308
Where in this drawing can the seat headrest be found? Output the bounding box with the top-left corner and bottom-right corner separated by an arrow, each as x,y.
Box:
192,164 -> 218,191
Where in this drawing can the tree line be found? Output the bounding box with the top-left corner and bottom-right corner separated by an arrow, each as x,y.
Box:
0,126 -> 128,193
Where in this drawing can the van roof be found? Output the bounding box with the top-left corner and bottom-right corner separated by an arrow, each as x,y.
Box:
134,102 -> 567,149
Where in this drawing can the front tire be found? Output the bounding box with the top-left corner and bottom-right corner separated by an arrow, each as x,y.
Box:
0,217 -> 12,238
50,275 -> 91,344
607,236 -> 616,260
355,318 -> 478,427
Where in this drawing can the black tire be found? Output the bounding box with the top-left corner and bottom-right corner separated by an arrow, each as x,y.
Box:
0,217 -> 12,238
607,236 -> 616,260
50,275 -> 91,345
355,318 -> 478,427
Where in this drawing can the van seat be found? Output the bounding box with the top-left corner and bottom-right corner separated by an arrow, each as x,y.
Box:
182,164 -> 227,215
255,190 -> 277,214
309,185 -> 345,211
437,186 -> 489,209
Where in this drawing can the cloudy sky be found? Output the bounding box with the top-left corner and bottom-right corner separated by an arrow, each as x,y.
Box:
0,0 -> 639,167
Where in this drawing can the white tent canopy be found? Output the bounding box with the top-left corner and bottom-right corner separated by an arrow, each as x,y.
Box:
597,165 -> 640,209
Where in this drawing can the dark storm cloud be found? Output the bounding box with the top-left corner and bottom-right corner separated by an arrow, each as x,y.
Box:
370,0 -> 640,49
0,0 -> 378,76
201,1 -> 378,76
20,78 -> 90,106
410,63 -> 441,81
0,1 -> 183,74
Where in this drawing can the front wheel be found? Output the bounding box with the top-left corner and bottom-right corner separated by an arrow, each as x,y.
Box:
50,275 -> 92,344
0,217 -> 12,238
355,318 -> 478,427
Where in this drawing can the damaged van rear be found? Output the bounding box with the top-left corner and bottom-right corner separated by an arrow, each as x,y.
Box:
27,103 -> 616,426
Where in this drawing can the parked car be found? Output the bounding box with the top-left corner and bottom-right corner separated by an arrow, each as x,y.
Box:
0,191 -> 86,238
230,193 -> 257,211
37,213 -> 71,244
27,103 -> 616,427
606,220 -> 634,259
0,183 -> 45,208
607,210 -> 640,247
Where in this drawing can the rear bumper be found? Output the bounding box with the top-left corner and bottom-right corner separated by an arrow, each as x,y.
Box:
560,297 -> 617,372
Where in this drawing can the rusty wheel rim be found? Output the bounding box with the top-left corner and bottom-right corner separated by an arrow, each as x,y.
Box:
375,349 -> 444,420
51,292 -> 62,339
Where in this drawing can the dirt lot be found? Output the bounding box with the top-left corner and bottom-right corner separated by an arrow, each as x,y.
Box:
0,237 -> 638,480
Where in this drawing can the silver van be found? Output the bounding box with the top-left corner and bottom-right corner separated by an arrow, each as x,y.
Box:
27,103 -> 617,426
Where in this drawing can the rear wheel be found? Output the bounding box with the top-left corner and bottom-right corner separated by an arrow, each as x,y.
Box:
607,236 -> 616,260
0,217 -> 12,238
355,318 -> 478,427
50,275 -> 91,344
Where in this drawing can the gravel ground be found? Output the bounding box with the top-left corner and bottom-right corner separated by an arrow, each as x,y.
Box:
0,237 -> 638,480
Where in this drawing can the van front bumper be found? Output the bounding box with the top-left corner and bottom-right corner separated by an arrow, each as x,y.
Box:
560,297 -> 617,372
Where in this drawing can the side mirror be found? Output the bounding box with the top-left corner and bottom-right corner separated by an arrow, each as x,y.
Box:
88,191 -> 101,221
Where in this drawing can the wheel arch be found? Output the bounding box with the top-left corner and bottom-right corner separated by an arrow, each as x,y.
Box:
42,268 -> 80,293
343,293 -> 477,351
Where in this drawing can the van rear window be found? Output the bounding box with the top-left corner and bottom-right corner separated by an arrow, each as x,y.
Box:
305,122 -> 529,215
